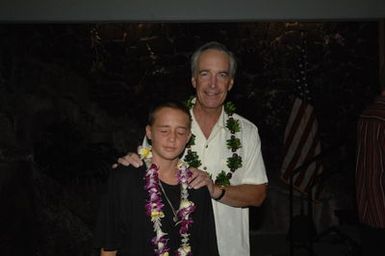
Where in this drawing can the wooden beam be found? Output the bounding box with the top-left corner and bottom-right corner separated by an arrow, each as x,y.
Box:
380,19 -> 385,90
0,0 -> 384,21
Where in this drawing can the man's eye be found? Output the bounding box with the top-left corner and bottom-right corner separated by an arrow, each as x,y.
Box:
218,73 -> 229,79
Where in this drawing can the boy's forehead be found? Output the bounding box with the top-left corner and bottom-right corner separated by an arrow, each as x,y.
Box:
153,107 -> 189,123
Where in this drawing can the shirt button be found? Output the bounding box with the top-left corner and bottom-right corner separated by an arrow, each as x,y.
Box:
203,167 -> 207,170
205,144 -> 208,148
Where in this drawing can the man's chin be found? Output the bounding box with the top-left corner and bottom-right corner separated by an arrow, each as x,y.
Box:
204,102 -> 223,110
199,97 -> 221,107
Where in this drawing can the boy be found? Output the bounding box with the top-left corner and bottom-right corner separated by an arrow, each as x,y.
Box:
95,100 -> 219,256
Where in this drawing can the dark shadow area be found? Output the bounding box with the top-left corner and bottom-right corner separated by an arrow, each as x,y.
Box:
0,21 -> 379,255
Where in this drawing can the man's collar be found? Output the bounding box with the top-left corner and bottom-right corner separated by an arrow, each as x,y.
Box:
190,105 -> 227,129
217,106 -> 227,128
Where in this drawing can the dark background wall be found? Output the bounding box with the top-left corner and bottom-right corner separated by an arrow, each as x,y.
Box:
0,21 -> 379,256
0,3 -> 383,256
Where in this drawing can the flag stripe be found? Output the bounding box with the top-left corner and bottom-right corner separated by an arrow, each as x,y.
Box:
284,141 -> 321,192
286,109 -> 315,174
282,99 -> 316,179
280,42 -> 323,196
281,100 -> 310,177
281,97 -> 323,194
283,98 -> 307,154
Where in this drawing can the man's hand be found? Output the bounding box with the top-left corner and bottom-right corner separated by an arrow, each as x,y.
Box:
188,168 -> 223,199
188,168 -> 268,207
112,152 -> 143,169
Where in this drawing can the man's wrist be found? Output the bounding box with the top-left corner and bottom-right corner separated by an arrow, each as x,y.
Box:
214,188 -> 226,201
213,185 -> 226,201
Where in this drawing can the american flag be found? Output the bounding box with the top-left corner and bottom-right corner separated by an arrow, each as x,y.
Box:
280,42 -> 324,195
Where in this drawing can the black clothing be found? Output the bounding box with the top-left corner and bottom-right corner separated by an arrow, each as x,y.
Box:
359,224 -> 385,256
95,165 -> 219,256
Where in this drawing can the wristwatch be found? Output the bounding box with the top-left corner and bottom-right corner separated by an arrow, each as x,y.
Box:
214,186 -> 226,201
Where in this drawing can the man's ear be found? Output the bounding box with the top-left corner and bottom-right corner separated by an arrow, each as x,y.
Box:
145,125 -> 152,140
191,77 -> 197,88
228,78 -> 234,91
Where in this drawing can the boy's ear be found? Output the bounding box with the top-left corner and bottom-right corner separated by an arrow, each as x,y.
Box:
185,131 -> 192,146
145,125 -> 152,140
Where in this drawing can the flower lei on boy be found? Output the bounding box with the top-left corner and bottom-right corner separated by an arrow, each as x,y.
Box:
184,97 -> 243,186
140,146 -> 196,256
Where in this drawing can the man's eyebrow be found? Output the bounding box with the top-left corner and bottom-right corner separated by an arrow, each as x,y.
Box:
198,69 -> 229,74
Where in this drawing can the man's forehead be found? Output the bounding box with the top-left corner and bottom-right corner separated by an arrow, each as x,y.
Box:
198,50 -> 230,66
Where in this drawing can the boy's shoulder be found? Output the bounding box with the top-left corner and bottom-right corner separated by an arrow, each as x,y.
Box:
110,164 -> 146,183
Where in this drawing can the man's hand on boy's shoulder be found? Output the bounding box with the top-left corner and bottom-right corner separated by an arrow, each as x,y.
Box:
112,152 -> 143,169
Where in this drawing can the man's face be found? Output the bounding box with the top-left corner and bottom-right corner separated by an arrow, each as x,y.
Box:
146,107 -> 191,161
191,49 -> 234,110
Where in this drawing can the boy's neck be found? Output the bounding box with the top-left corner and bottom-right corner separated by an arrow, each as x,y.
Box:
152,156 -> 179,185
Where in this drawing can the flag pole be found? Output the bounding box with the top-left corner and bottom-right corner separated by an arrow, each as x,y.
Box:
289,173 -> 294,256
379,19 -> 385,89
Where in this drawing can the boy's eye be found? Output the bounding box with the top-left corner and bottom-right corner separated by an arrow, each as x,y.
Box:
176,128 -> 188,135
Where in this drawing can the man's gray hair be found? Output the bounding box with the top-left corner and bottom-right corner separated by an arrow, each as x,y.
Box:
190,41 -> 237,78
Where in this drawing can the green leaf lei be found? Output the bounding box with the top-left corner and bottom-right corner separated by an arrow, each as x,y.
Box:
184,97 -> 243,186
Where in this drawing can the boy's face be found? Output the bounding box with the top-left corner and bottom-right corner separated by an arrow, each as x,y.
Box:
146,107 -> 191,161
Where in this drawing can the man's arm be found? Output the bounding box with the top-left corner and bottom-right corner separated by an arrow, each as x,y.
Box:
213,183 -> 267,207
188,168 -> 267,207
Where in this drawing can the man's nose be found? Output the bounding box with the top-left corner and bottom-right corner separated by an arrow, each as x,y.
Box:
210,74 -> 218,88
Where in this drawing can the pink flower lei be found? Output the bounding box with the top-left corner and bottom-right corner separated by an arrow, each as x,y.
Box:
143,152 -> 196,256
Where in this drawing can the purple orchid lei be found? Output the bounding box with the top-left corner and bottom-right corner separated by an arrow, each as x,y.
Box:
144,155 -> 196,256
